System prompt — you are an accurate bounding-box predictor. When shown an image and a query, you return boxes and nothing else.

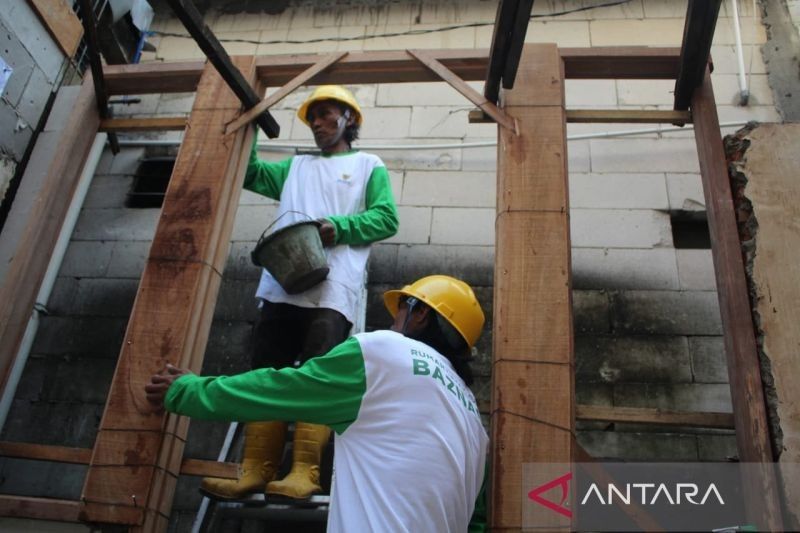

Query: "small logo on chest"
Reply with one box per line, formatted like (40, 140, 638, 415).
(341, 173, 351, 181)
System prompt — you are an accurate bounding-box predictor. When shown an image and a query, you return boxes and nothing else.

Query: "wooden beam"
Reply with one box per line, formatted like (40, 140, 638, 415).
(27, 0, 83, 57)
(225, 51, 348, 135)
(0, 441, 239, 480)
(79, 57, 259, 526)
(165, 0, 279, 138)
(102, 48, 682, 96)
(76, 0, 119, 153)
(469, 108, 692, 124)
(407, 49, 517, 133)
(99, 117, 188, 132)
(491, 44, 573, 530)
(180, 458, 238, 479)
(692, 67, 782, 531)
(0, 495, 81, 522)
(674, 0, 722, 110)
(0, 441, 91, 464)
(576, 405, 734, 429)
(0, 78, 100, 399)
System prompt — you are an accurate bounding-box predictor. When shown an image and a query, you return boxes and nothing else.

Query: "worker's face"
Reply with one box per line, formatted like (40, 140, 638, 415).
(307, 101, 353, 153)
(391, 297, 430, 335)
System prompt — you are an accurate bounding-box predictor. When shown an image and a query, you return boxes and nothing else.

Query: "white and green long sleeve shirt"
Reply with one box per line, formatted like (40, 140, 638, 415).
(166, 330, 488, 533)
(244, 145, 399, 324)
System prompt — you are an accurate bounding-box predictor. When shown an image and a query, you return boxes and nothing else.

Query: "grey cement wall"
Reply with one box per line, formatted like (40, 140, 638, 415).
(2, 0, 784, 528)
(0, 1, 69, 204)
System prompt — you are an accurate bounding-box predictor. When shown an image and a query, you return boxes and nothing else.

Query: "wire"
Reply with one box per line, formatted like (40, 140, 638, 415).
(151, 0, 632, 46)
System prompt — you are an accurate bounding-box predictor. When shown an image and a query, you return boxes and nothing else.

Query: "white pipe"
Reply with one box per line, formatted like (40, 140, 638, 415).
(730, 0, 750, 105)
(0, 133, 108, 431)
(115, 121, 750, 151)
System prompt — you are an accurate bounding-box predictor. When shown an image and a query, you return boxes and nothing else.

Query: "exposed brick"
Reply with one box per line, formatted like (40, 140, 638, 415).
(616, 79, 675, 106)
(1, 400, 103, 447)
(573, 290, 611, 335)
(392, 244, 494, 287)
(409, 106, 494, 139)
(576, 335, 692, 384)
(577, 383, 614, 406)
(73, 208, 159, 241)
(613, 383, 733, 412)
(16, 66, 53, 127)
(589, 19, 684, 46)
(231, 204, 279, 242)
(60, 241, 113, 278)
(590, 139, 700, 173)
(577, 431, 698, 461)
(677, 249, 717, 291)
(573, 248, 679, 290)
(225, 242, 263, 281)
(569, 173, 668, 209)
(32, 316, 127, 358)
(612, 290, 722, 335)
(68, 278, 139, 318)
(666, 173, 705, 211)
(0, 458, 86, 500)
(697, 434, 739, 461)
(689, 336, 728, 384)
(363, 24, 476, 51)
(377, 81, 482, 107)
(385, 206, 431, 244)
(213, 280, 260, 322)
(571, 209, 673, 248)
(430, 207, 494, 245)
(82, 175, 135, 209)
(565, 79, 617, 106)
(366, 243, 399, 283)
(401, 170, 495, 208)
(202, 320, 254, 376)
(107, 240, 151, 279)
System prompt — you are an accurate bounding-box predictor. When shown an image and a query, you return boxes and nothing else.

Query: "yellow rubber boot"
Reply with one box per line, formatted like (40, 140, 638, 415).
(200, 421, 287, 500)
(266, 422, 331, 500)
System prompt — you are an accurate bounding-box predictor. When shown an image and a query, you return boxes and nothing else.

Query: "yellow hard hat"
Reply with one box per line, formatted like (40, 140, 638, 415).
(384, 275, 485, 349)
(297, 85, 363, 126)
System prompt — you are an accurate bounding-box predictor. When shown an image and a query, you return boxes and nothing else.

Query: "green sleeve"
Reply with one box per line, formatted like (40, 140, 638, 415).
(468, 460, 489, 533)
(327, 165, 399, 246)
(164, 337, 366, 434)
(243, 136, 292, 200)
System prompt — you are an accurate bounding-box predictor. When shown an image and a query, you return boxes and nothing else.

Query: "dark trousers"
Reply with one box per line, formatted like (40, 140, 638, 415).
(251, 301, 351, 370)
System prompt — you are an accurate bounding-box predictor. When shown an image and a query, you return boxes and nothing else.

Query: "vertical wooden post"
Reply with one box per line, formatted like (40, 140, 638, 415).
(491, 43, 574, 529)
(691, 68, 783, 531)
(79, 57, 258, 529)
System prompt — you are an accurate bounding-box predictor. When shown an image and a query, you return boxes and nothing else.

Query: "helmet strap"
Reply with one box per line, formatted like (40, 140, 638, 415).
(400, 296, 419, 337)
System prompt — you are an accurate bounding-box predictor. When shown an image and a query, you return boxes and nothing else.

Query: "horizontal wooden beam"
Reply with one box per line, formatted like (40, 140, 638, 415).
(180, 458, 238, 479)
(103, 47, 681, 96)
(469, 108, 691, 124)
(0, 441, 91, 464)
(576, 404, 735, 429)
(99, 117, 188, 132)
(0, 495, 81, 522)
(0, 441, 238, 479)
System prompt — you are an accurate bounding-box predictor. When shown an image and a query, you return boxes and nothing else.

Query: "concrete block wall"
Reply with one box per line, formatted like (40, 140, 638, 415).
(1, 0, 784, 525)
(0, 1, 68, 203)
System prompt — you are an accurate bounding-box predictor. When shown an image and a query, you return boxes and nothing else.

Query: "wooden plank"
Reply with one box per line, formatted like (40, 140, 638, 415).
(103, 48, 682, 96)
(165, 0, 279, 138)
(225, 51, 348, 134)
(76, 0, 119, 153)
(99, 117, 188, 132)
(180, 458, 238, 479)
(576, 405, 735, 429)
(407, 49, 517, 133)
(565, 109, 691, 124)
(80, 57, 258, 526)
(470, 108, 692, 124)
(728, 123, 800, 529)
(691, 68, 782, 531)
(27, 0, 83, 57)
(0, 442, 91, 464)
(0, 77, 100, 397)
(0, 495, 81, 522)
(674, 0, 722, 110)
(492, 44, 572, 531)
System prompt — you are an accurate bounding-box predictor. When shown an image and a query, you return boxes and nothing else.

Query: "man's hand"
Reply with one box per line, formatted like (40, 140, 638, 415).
(318, 219, 336, 247)
(145, 364, 191, 410)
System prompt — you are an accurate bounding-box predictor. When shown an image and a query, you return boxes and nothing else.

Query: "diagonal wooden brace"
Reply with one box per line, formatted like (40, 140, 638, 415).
(407, 49, 518, 135)
(225, 51, 349, 135)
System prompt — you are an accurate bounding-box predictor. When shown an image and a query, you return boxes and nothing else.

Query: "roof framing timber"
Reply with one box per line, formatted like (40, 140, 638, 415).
(674, 0, 722, 110)
(102, 47, 681, 96)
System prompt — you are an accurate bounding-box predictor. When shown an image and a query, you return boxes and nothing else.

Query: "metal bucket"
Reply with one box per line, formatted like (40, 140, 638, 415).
(251, 220, 330, 294)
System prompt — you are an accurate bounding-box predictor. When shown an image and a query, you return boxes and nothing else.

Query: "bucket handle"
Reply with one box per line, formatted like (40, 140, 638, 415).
(257, 210, 317, 240)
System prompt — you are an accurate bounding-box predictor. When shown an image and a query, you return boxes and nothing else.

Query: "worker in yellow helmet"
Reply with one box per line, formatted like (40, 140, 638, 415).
(198, 86, 399, 501)
(146, 275, 488, 532)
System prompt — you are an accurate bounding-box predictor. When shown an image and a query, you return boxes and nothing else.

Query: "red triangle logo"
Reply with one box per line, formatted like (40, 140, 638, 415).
(528, 472, 572, 518)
